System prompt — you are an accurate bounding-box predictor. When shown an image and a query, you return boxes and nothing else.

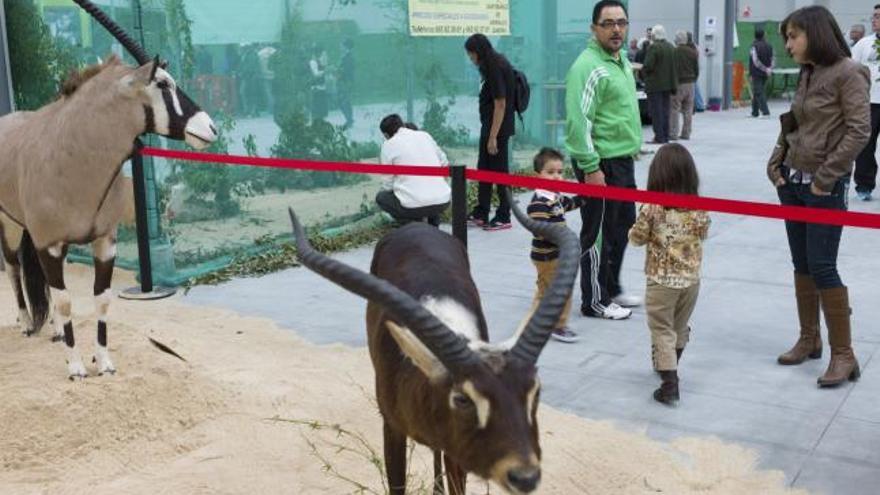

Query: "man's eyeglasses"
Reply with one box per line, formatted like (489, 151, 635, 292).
(597, 19, 629, 30)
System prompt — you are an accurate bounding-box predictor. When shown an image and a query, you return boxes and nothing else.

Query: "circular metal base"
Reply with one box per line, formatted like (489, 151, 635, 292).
(118, 286, 177, 301)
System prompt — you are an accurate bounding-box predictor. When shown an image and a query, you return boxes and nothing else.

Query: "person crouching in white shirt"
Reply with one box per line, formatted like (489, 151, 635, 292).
(377, 114, 451, 226)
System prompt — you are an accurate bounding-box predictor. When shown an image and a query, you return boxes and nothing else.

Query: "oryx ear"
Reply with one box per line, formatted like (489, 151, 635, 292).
(149, 55, 161, 81)
(386, 321, 449, 383)
(124, 56, 159, 88)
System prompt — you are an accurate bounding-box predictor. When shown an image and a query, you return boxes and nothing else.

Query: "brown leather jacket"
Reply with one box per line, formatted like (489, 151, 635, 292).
(767, 58, 871, 192)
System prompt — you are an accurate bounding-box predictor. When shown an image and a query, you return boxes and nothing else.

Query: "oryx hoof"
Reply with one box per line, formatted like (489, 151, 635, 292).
(66, 360, 88, 380)
(93, 354, 116, 376)
(51, 334, 63, 343)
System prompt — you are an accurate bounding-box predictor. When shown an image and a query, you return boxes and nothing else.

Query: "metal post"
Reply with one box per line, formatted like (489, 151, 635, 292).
(132, 140, 152, 292)
(450, 164, 467, 247)
(722, 0, 736, 110)
(694, 0, 701, 42)
(120, 140, 175, 300)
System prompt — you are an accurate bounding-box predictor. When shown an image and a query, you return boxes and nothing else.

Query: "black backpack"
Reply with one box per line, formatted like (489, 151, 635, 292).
(512, 68, 530, 124)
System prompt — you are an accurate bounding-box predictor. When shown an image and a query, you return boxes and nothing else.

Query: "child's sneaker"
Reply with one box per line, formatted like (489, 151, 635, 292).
(550, 327, 579, 343)
(483, 219, 512, 231)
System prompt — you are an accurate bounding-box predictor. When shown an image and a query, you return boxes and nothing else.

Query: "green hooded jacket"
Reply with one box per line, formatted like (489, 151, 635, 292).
(565, 39, 642, 173)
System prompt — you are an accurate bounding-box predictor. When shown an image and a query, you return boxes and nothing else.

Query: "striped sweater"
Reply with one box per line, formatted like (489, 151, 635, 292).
(527, 189, 584, 261)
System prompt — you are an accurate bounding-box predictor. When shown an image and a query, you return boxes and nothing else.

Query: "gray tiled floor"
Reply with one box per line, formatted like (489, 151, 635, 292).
(186, 101, 880, 493)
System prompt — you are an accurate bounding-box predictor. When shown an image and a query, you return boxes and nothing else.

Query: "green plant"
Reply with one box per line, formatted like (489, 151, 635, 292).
(267, 109, 371, 192)
(4, 0, 81, 110)
(163, 0, 194, 82)
(170, 112, 242, 219)
(182, 220, 393, 289)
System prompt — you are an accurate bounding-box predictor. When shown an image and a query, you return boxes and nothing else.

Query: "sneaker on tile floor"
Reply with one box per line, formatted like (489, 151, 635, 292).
(550, 327, 580, 343)
(584, 302, 632, 320)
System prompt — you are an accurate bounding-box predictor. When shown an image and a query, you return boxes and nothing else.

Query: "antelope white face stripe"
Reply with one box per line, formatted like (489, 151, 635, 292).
(155, 68, 183, 116)
(462, 380, 491, 429)
(526, 379, 540, 425)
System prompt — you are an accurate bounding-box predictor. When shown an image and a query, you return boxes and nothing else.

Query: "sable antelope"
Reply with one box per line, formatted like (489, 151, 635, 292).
(288, 192, 579, 494)
(0, 0, 217, 378)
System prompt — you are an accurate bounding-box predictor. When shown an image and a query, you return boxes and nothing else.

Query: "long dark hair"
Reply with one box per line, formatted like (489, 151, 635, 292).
(647, 144, 700, 196)
(780, 6, 850, 66)
(464, 33, 509, 80)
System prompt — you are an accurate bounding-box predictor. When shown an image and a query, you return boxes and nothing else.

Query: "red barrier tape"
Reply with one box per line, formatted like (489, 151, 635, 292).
(141, 147, 880, 230)
(141, 147, 448, 178)
(468, 169, 880, 230)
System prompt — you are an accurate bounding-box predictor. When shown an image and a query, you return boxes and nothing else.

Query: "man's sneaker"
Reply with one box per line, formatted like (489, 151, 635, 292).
(483, 219, 512, 231)
(856, 190, 872, 201)
(586, 302, 632, 320)
(612, 293, 643, 308)
(550, 327, 580, 343)
(467, 214, 487, 227)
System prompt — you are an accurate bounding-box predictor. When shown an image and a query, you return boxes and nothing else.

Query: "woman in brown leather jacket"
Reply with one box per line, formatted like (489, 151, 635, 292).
(767, 6, 870, 387)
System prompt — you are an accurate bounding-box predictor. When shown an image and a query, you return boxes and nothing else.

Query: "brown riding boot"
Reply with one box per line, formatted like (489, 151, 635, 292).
(817, 287, 861, 387)
(778, 274, 823, 365)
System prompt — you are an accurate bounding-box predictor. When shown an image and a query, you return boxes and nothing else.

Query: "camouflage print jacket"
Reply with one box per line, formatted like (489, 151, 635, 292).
(628, 204, 710, 289)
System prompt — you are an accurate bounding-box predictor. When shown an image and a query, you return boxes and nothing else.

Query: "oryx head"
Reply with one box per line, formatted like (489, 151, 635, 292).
(288, 191, 579, 494)
(127, 56, 217, 149)
(74, 0, 217, 149)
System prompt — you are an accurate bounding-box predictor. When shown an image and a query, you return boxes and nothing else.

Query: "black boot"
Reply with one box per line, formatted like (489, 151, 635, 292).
(653, 370, 679, 405)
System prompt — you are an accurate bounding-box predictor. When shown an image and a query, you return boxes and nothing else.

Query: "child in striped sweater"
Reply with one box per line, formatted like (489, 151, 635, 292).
(527, 148, 585, 343)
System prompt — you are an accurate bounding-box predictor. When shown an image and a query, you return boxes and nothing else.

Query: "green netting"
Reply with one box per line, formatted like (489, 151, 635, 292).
(4, 0, 609, 286)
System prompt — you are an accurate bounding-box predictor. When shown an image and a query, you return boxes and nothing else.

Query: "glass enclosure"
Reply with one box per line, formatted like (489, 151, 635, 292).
(4, 0, 608, 285)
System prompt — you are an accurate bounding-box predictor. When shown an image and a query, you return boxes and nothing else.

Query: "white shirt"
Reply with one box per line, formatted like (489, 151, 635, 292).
(852, 35, 880, 104)
(379, 128, 451, 208)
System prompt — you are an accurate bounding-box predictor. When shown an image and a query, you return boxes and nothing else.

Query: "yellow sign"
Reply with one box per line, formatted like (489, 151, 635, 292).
(409, 0, 510, 37)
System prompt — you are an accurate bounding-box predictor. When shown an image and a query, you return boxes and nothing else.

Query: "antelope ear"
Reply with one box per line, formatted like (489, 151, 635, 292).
(385, 321, 449, 383)
(124, 58, 159, 88)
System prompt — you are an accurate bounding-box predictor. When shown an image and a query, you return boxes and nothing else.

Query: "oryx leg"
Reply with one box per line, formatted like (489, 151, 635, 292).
(92, 235, 116, 375)
(37, 244, 86, 379)
(0, 219, 31, 335)
(384, 421, 408, 495)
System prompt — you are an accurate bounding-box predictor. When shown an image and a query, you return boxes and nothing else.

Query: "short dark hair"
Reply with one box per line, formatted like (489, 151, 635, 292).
(380, 114, 404, 137)
(533, 147, 565, 173)
(647, 144, 700, 196)
(780, 6, 850, 66)
(592, 0, 628, 25)
(404, 122, 419, 131)
(755, 27, 765, 40)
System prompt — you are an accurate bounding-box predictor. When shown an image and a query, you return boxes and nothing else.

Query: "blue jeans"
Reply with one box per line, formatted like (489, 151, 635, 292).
(777, 178, 848, 289)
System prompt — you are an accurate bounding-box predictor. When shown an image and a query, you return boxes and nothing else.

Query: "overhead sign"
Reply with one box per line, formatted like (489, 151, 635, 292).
(409, 0, 510, 37)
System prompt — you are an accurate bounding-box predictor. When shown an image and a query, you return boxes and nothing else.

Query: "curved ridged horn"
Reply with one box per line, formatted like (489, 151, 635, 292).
(288, 208, 480, 375)
(507, 189, 580, 365)
(72, 0, 151, 64)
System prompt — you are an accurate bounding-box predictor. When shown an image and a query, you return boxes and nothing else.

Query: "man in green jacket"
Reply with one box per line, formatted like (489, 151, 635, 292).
(642, 25, 679, 143)
(565, 0, 643, 320)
